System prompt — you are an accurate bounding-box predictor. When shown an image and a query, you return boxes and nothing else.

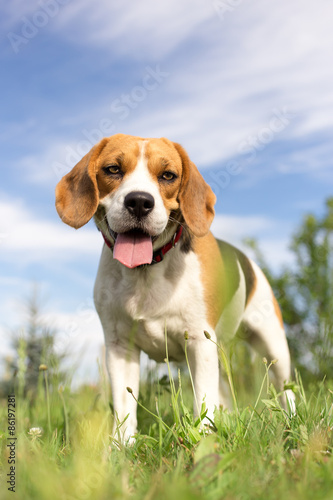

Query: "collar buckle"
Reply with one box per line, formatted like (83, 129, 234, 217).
(153, 247, 164, 264)
(172, 231, 177, 247)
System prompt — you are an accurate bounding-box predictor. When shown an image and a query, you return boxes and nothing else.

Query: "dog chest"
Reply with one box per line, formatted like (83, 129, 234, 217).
(94, 247, 210, 360)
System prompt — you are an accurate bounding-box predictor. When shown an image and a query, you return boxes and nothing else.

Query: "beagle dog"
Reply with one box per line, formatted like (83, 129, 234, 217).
(56, 134, 294, 441)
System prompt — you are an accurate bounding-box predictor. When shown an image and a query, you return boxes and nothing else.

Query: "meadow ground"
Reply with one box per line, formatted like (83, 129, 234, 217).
(1, 353, 333, 500)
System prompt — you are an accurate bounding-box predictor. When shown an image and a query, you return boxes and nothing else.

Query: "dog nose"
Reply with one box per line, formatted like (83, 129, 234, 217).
(124, 191, 155, 218)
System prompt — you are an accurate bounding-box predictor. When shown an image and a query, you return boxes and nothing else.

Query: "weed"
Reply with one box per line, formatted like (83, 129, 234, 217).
(1, 341, 333, 499)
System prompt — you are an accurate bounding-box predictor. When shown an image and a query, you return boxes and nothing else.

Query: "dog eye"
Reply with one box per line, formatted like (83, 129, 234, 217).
(161, 171, 177, 182)
(103, 165, 121, 175)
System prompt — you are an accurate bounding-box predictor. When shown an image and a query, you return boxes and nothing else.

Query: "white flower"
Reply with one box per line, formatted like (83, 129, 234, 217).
(28, 427, 43, 439)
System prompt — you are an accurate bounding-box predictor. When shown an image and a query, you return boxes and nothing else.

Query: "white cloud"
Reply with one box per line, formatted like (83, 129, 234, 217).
(251, 237, 295, 271)
(211, 213, 295, 270)
(0, 197, 102, 263)
(54, 0, 214, 59)
(3, 0, 213, 58)
(0, 306, 104, 387)
(42, 308, 104, 386)
(81, 0, 331, 175)
(211, 214, 271, 242)
(120, 0, 333, 173)
(18, 139, 82, 185)
(6, 0, 332, 187)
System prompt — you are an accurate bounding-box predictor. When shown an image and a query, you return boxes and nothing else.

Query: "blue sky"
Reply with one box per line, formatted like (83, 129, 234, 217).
(1, 0, 333, 384)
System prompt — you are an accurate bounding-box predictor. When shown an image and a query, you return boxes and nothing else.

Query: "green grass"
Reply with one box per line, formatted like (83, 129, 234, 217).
(1, 359, 333, 500)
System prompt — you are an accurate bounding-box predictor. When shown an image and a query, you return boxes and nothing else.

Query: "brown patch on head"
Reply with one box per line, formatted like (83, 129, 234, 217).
(172, 142, 216, 237)
(96, 134, 144, 199)
(55, 134, 145, 228)
(55, 138, 109, 228)
(144, 138, 183, 213)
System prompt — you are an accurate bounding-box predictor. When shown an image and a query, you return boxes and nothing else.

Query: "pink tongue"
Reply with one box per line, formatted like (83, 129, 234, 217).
(113, 231, 153, 268)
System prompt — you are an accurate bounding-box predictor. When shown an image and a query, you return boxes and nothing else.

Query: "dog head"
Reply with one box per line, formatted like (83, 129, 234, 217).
(55, 134, 216, 267)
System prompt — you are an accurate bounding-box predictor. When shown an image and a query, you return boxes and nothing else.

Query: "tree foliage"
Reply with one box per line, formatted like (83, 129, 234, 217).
(245, 197, 333, 381)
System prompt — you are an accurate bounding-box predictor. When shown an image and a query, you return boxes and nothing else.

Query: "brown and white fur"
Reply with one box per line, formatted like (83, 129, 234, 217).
(55, 134, 295, 441)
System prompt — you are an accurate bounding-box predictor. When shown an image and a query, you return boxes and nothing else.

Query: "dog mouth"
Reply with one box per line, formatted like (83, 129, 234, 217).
(111, 229, 155, 269)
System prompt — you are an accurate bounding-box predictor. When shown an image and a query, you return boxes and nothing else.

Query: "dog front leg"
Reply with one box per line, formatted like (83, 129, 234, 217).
(105, 340, 140, 443)
(186, 332, 220, 423)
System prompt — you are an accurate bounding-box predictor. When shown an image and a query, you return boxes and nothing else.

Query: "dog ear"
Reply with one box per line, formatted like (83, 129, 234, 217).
(173, 142, 216, 237)
(55, 139, 108, 229)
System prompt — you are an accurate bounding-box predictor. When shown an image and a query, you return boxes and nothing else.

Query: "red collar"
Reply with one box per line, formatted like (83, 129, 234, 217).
(101, 226, 183, 266)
